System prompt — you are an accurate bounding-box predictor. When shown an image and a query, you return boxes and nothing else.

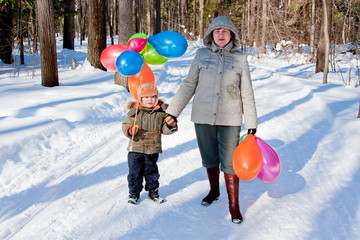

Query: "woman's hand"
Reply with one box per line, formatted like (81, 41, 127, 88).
(247, 129, 257, 135)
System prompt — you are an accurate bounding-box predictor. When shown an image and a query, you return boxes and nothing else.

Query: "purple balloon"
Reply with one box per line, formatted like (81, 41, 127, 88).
(256, 137, 281, 183)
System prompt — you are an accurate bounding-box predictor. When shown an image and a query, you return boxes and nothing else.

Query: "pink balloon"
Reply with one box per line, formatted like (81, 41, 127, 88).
(127, 37, 148, 52)
(256, 137, 281, 183)
(100, 44, 128, 71)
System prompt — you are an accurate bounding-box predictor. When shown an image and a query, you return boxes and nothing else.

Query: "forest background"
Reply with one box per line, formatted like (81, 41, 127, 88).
(0, 0, 359, 88)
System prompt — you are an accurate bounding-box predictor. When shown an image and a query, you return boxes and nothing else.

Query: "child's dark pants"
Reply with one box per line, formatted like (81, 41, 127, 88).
(127, 152, 160, 195)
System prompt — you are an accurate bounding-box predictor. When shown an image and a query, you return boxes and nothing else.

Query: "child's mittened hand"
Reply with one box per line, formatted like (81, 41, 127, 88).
(165, 116, 176, 127)
(129, 125, 139, 135)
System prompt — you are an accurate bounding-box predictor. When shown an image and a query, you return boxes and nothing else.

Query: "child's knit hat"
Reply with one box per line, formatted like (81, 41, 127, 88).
(138, 83, 158, 98)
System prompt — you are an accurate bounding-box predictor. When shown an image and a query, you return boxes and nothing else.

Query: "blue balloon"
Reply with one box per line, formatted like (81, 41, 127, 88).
(148, 31, 187, 58)
(116, 50, 144, 77)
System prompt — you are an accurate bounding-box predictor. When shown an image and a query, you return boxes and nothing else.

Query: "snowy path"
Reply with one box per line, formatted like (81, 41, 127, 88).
(1, 50, 359, 239)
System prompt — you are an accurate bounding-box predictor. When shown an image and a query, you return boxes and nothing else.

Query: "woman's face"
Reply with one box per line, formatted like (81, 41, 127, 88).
(213, 28, 232, 48)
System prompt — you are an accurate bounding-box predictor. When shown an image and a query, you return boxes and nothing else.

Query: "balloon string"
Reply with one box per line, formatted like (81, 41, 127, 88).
(130, 78, 142, 151)
(130, 103, 139, 152)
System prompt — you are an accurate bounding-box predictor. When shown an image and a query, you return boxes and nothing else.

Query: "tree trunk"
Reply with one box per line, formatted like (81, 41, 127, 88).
(146, 0, 152, 35)
(63, 0, 75, 50)
(0, 4, 14, 64)
(247, 0, 255, 47)
(322, 0, 330, 84)
(107, 0, 115, 45)
(260, 0, 267, 54)
(316, 0, 332, 84)
(199, 0, 204, 38)
(154, 0, 161, 34)
(36, 0, 59, 87)
(192, 0, 197, 36)
(134, 0, 145, 33)
(309, 0, 316, 62)
(255, 0, 261, 49)
(31, 6, 38, 54)
(87, 0, 107, 70)
(18, 0, 25, 64)
(79, 1, 87, 45)
(114, 0, 134, 88)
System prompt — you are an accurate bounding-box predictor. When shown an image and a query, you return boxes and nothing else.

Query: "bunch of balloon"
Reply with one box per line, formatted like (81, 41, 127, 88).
(255, 137, 281, 183)
(233, 134, 281, 183)
(100, 31, 188, 100)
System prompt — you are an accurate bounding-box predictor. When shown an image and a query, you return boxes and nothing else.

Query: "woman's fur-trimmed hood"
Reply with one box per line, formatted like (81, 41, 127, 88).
(203, 16, 240, 51)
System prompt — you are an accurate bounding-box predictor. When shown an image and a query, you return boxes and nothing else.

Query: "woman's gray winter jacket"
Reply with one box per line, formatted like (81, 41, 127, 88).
(167, 16, 257, 129)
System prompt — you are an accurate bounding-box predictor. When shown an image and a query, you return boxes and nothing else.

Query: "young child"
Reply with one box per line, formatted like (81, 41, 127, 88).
(122, 83, 178, 204)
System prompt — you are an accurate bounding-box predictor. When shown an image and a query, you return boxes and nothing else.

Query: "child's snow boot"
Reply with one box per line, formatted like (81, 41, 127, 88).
(128, 193, 140, 204)
(148, 188, 165, 204)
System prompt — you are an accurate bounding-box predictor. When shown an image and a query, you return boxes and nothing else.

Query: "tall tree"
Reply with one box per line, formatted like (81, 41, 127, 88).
(199, 0, 204, 38)
(316, 0, 332, 82)
(146, 0, 152, 35)
(114, 0, 134, 87)
(255, 0, 261, 49)
(36, 0, 59, 87)
(18, 0, 25, 64)
(87, 0, 106, 70)
(0, 3, 14, 64)
(309, 0, 316, 61)
(106, 0, 116, 45)
(260, 0, 267, 54)
(78, 0, 87, 45)
(134, 0, 145, 33)
(247, 0, 256, 47)
(63, 0, 75, 50)
(321, 0, 330, 84)
(154, 0, 161, 33)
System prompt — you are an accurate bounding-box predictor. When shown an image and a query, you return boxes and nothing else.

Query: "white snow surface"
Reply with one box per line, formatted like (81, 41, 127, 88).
(0, 38, 359, 240)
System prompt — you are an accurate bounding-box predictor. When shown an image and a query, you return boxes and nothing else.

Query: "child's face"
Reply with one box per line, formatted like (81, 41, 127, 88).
(141, 95, 158, 108)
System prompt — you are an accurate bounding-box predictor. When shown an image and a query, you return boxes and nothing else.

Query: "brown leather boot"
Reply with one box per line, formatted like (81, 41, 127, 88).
(201, 167, 220, 206)
(224, 173, 243, 224)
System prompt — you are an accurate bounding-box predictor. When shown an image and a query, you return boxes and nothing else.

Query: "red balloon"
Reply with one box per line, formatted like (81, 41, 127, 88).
(128, 37, 148, 52)
(256, 137, 281, 183)
(128, 63, 155, 100)
(100, 44, 128, 71)
(232, 134, 263, 181)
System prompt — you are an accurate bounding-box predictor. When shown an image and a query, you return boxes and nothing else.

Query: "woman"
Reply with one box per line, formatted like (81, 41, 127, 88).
(167, 16, 257, 224)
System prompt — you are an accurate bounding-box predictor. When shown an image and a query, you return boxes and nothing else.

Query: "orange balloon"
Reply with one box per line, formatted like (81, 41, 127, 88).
(128, 63, 155, 100)
(232, 134, 263, 181)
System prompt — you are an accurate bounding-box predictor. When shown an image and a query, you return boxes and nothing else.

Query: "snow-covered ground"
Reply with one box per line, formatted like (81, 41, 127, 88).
(0, 38, 359, 240)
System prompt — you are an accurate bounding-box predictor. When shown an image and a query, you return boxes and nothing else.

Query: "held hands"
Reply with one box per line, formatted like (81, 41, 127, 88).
(247, 128, 257, 135)
(165, 115, 177, 131)
(129, 124, 139, 136)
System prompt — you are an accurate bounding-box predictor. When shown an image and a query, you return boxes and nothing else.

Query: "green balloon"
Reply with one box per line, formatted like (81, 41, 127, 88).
(128, 33, 148, 42)
(142, 43, 168, 65)
(239, 134, 248, 143)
